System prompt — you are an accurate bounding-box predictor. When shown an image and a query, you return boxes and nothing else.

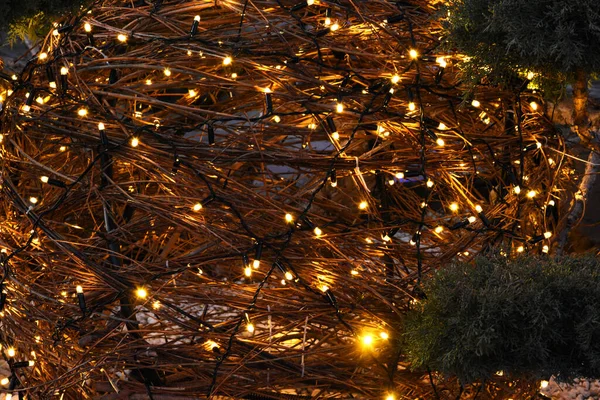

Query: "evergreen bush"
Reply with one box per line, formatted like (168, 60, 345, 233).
(404, 254, 600, 383)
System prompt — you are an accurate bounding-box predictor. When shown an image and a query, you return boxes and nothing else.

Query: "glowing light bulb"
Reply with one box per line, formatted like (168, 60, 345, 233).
(361, 335, 373, 347)
(39, 52, 48, 60)
(358, 201, 368, 210)
(336, 103, 344, 113)
(192, 203, 202, 212)
(540, 380, 549, 389)
(59, 146, 67, 152)
(252, 259, 260, 269)
(380, 332, 389, 340)
(324, 17, 331, 26)
(244, 267, 252, 277)
(475, 205, 483, 213)
(513, 186, 521, 194)
(98, 122, 105, 131)
(307, 0, 314, 4)
(188, 89, 197, 97)
(548, 200, 555, 206)
(527, 190, 537, 199)
(21, 105, 30, 113)
(434, 226, 444, 234)
(516, 246, 524, 253)
(436, 57, 447, 68)
(544, 231, 552, 239)
(436, 138, 445, 146)
(330, 181, 337, 187)
(84, 23, 92, 32)
(223, 56, 232, 66)
(7, 348, 15, 357)
(391, 74, 401, 84)
(0, 378, 8, 385)
(351, 270, 359, 275)
(285, 271, 293, 280)
(438, 122, 447, 130)
(163, 68, 171, 77)
(530, 101, 538, 111)
(145, 79, 153, 85)
(152, 300, 161, 309)
(246, 323, 254, 333)
(194, 15, 201, 22)
(449, 202, 459, 212)
(136, 287, 148, 299)
(330, 23, 340, 31)
(29, 197, 38, 204)
(77, 108, 88, 117)
(49, 81, 57, 89)
(117, 34, 127, 42)
(408, 102, 416, 111)
(468, 216, 477, 223)
(426, 179, 434, 188)
(285, 213, 293, 223)
(314, 227, 322, 237)
(40, 176, 49, 183)
(76, 285, 83, 294)
(231, 73, 238, 79)
(542, 245, 549, 253)
(385, 394, 395, 400)
(331, 131, 339, 140)
(36, 96, 44, 104)
(395, 172, 404, 179)
(409, 49, 418, 59)
(131, 137, 140, 147)
(60, 67, 69, 76)
(272, 115, 281, 123)
(471, 99, 480, 108)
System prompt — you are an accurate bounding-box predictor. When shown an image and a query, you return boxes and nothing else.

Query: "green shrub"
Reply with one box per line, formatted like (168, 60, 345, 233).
(404, 254, 600, 383)
(0, 0, 86, 44)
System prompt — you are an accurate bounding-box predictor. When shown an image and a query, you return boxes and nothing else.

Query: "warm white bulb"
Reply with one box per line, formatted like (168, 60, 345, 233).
(426, 179, 434, 188)
(361, 335, 373, 346)
(358, 201, 368, 210)
(244, 267, 252, 277)
(7, 348, 15, 357)
(336, 103, 344, 113)
(527, 190, 537, 199)
(475, 205, 483, 213)
(84, 23, 92, 32)
(467, 216, 476, 223)
(188, 89, 197, 97)
(436, 138, 445, 146)
(77, 108, 88, 117)
(471, 99, 481, 108)
(395, 172, 404, 179)
(540, 380, 549, 389)
(285, 213, 293, 223)
(449, 202, 459, 212)
(0, 378, 8, 385)
(223, 56, 232, 66)
(194, 15, 201, 22)
(252, 259, 260, 269)
(380, 331, 389, 340)
(246, 323, 254, 333)
(29, 197, 38, 204)
(76, 285, 83, 294)
(163, 68, 172, 77)
(98, 122, 105, 130)
(40, 176, 49, 183)
(131, 137, 140, 147)
(436, 57, 447, 68)
(331, 131, 339, 140)
(60, 67, 69, 76)
(530, 101, 539, 111)
(314, 227, 322, 237)
(408, 102, 416, 111)
(434, 226, 444, 234)
(39, 52, 48, 60)
(136, 287, 148, 299)
(285, 271, 293, 281)
(330, 23, 340, 31)
(409, 49, 418, 59)
(391, 74, 401, 84)
(513, 186, 521, 194)
(117, 34, 127, 42)
(544, 231, 552, 239)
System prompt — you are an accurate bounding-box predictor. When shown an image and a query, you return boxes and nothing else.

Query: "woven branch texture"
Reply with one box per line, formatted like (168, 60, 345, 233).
(0, 0, 574, 398)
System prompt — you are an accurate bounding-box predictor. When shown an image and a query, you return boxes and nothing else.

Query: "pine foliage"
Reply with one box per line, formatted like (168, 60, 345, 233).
(444, 0, 600, 88)
(404, 254, 600, 383)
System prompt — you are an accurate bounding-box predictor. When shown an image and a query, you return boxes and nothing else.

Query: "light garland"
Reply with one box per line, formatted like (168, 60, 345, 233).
(0, 0, 575, 398)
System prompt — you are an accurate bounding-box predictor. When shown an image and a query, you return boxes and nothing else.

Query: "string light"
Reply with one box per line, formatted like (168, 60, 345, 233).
(390, 74, 401, 84)
(471, 99, 481, 107)
(131, 137, 140, 147)
(7, 348, 15, 357)
(409, 49, 418, 59)
(527, 190, 537, 199)
(408, 101, 416, 111)
(163, 68, 172, 77)
(135, 287, 148, 299)
(285, 213, 294, 223)
(314, 227, 323, 237)
(246, 322, 255, 333)
(223, 56, 233, 65)
(358, 201, 368, 210)
(449, 202, 459, 212)
(84, 23, 92, 32)
(117, 33, 128, 42)
(336, 103, 344, 113)
(193, 203, 203, 211)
